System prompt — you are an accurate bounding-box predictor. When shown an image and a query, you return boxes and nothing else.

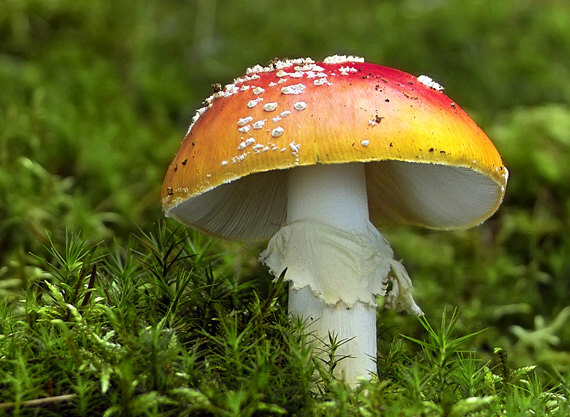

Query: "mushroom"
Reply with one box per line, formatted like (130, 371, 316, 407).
(161, 55, 508, 386)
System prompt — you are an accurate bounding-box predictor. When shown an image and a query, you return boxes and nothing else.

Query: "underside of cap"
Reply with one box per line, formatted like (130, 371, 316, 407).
(165, 160, 504, 241)
(162, 56, 507, 240)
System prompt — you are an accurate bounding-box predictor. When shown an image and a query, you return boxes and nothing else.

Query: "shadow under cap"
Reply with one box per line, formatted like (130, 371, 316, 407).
(166, 160, 504, 241)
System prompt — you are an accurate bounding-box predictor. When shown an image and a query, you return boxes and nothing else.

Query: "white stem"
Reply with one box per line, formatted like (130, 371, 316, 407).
(287, 163, 377, 385)
(287, 163, 369, 234)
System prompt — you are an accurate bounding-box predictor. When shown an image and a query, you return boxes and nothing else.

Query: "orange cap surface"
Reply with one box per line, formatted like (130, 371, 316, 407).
(162, 56, 507, 240)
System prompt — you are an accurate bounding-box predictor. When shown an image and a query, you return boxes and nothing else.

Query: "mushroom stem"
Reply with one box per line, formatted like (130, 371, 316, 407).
(287, 163, 370, 234)
(286, 163, 377, 384)
(288, 287, 377, 385)
(262, 162, 422, 386)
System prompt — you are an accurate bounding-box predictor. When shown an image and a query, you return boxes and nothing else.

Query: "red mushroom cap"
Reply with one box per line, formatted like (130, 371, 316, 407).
(162, 56, 507, 240)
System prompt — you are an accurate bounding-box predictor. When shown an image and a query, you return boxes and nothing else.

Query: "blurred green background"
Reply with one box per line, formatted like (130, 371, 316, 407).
(1, 0, 569, 371)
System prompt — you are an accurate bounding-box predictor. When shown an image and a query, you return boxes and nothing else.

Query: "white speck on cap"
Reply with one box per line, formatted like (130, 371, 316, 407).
(272, 127, 285, 138)
(223, 84, 239, 96)
(253, 120, 266, 130)
(263, 102, 278, 112)
(246, 64, 265, 74)
(295, 63, 325, 72)
(368, 119, 378, 127)
(243, 58, 318, 75)
(294, 102, 307, 111)
(281, 84, 306, 95)
(245, 138, 256, 146)
(247, 98, 264, 108)
(231, 153, 249, 163)
(240, 85, 250, 91)
(234, 74, 260, 84)
(313, 78, 330, 86)
(289, 141, 301, 155)
(186, 106, 209, 135)
(253, 87, 265, 95)
(275, 57, 315, 70)
(307, 71, 328, 79)
(323, 55, 365, 64)
(237, 141, 247, 150)
(238, 125, 251, 133)
(338, 66, 358, 75)
(272, 116, 281, 123)
(221, 160, 228, 166)
(238, 116, 254, 126)
(417, 75, 444, 91)
(280, 111, 291, 117)
(361, 140, 370, 147)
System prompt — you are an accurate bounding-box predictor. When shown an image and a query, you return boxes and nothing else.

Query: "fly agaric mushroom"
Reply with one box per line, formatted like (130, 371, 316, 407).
(161, 55, 508, 386)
